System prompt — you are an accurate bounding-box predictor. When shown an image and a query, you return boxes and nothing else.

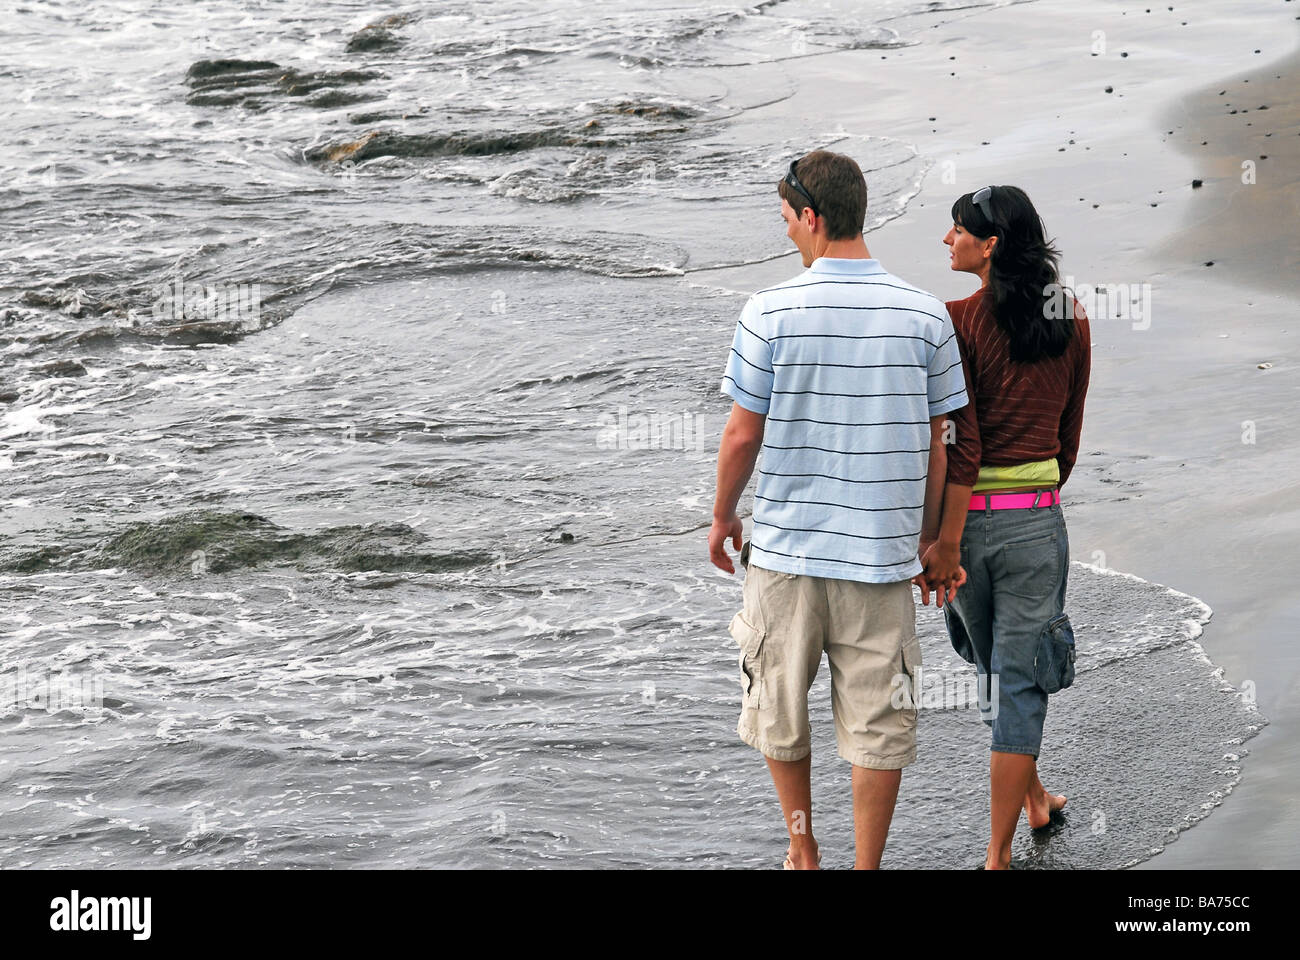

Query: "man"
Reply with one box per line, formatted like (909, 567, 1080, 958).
(709, 150, 967, 869)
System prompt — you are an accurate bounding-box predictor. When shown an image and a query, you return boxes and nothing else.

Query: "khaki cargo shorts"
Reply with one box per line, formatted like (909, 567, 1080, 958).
(728, 562, 921, 769)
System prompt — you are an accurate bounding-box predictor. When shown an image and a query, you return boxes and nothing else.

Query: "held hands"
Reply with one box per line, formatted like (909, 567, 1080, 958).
(709, 520, 966, 599)
(709, 515, 745, 574)
(912, 538, 967, 607)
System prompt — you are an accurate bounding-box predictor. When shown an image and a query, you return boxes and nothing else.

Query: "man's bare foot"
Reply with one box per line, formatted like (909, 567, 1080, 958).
(1024, 785, 1067, 830)
(783, 840, 821, 870)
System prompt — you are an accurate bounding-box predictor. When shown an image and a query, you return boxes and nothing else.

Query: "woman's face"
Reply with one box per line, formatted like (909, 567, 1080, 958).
(944, 220, 995, 275)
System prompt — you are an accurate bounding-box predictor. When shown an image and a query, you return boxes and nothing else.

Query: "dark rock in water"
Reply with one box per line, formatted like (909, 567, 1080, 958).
(73, 319, 253, 348)
(347, 27, 402, 53)
(305, 89, 380, 109)
(150, 320, 257, 345)
(185, 58, 281, 81)
(89, 510, 281, 574)
(1192, 178, 1203, 188)
(347, 11, 410, 52)
(21, 286, 97, 316)
(309, 131, 381, 163)
(184, 60, 385, 111)
(33, 359, 88, 378)
(1, 509, 496, 577)
(607, 100, 699, 119)
(2, 544, 79, 573)
(303, 128, 583, 165)
(280, 69, 385, 96)
(304, 95, 696, 164)
(186, 91, 266, 109)
(183, 60, 285, 109)
(349, 575, 411, 590)
(0, 390, 19, 403)
(318, 525, 493, 574)
(346, 109, 413, 125)
(559, 532, 575, 543)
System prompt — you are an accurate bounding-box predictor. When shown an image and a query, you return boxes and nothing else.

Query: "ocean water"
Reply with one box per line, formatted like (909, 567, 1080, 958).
(0, 0, 1263, 867)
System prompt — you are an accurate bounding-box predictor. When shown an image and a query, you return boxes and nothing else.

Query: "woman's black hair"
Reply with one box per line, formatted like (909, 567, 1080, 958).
(951, 186, 1073, 363)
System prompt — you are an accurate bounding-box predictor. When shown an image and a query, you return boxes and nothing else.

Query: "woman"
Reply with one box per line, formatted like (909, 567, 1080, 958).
(923, 185, 1090, 870)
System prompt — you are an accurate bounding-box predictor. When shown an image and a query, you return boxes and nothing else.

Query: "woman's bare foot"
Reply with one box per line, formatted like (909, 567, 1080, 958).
(1024, 784, 1067, 830)
(783, 840, 821, 869)
(983, 842, 1011, 870)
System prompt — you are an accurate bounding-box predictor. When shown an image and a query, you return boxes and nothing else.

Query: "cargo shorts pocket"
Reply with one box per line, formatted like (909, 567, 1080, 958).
(728, 611, 766, 709)
(1034, 612, 1076, 694)
(899, 635, 923, 727)
(943, 603, 976, 665)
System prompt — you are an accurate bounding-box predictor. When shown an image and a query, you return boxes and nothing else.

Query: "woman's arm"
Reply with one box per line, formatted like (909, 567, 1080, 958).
(924, 480, 972, 591)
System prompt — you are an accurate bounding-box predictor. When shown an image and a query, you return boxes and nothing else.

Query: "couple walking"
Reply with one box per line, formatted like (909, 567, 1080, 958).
(708, 150, 1090, 869)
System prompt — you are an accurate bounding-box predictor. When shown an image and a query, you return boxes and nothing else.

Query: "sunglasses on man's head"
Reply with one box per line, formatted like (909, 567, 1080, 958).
(784, 158, 819, 218)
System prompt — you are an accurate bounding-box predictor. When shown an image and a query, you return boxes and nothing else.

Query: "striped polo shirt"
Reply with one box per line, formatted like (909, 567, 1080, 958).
(720, 256, 968, 584)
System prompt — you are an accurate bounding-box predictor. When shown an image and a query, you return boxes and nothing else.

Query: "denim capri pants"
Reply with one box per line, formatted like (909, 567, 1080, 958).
(943, 494, 1076, 757)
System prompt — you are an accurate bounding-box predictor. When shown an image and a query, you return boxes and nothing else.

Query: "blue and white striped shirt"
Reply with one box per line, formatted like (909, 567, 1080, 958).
(720, 257, 968, 583)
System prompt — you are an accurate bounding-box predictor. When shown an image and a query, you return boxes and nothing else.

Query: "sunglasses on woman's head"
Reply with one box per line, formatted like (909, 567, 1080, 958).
(972, 185, 995, 223)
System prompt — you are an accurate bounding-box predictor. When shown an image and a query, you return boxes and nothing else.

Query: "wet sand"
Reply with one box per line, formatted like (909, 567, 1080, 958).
(696, 0, 1300, 866)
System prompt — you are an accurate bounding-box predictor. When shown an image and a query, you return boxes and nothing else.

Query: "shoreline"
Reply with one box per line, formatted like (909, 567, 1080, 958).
(693, 0, 1300, 867)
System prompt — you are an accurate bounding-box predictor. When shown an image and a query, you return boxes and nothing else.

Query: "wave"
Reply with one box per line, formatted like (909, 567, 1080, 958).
(0, 223, 689, 364)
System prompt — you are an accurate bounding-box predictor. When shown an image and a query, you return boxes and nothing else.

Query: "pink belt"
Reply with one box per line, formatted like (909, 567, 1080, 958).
(968, 488, 1060, 511)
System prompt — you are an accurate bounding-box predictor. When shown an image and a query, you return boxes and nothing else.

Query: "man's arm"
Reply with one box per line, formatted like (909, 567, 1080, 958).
(918, 306, 973, 605)
(709, 402, 765, 574)
(915, 415, 949, 604)
(944, 329, 982, 489)
(919, 413, 949, 544)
